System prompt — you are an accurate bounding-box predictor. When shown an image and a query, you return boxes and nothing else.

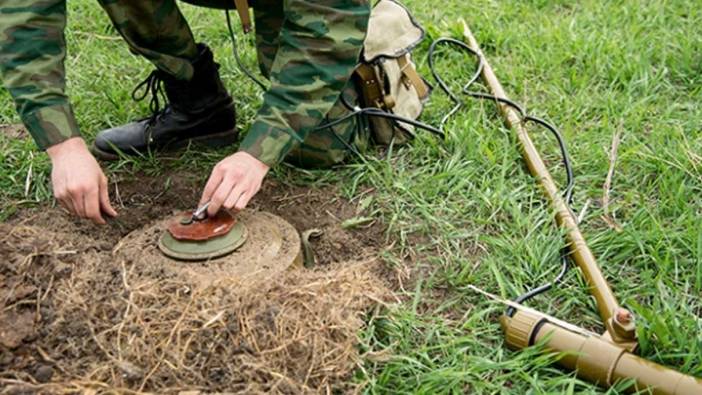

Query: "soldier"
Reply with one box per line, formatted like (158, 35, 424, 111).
(0, 0, 369, 223)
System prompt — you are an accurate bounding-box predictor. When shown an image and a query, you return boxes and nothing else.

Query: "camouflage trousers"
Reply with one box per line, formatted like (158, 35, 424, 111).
(97, 0, 370, 168)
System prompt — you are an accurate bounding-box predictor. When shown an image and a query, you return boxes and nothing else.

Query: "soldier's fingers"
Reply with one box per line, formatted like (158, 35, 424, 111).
(84, 188, 105, 225)
(200, 167, 224, 206)
(68, 199, 81, 217)
(66, 189, 85, 218)
(239, 180, 263, 211)
(57, 196, 74, 215)
(223, 183, 247, 212)
(99, 177, 118, 218)
(233, 189, 252, 211)
(55, 188, 72, 214)
(207, 178, 236, 216)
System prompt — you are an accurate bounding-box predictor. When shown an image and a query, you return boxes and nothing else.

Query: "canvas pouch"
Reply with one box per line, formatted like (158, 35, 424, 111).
(356, 0, 430, 145)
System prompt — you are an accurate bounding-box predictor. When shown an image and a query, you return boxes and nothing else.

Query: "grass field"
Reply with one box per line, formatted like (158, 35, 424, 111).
(1, 0, 701, 393)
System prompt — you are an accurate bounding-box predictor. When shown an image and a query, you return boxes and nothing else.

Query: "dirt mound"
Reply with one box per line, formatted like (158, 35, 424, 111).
(0, 174, 390, 393)
(120, 210, 302, 288)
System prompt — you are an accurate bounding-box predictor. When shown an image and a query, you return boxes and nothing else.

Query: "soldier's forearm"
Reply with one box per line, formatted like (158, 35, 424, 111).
(239, 0, 371, 167)
(0, 0, 81, 150)
(239, 121, 302, 168)
(21, 103, 81, 150)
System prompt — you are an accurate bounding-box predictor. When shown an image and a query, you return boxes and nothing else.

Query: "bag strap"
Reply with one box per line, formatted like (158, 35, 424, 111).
(234, 0, 253, 33)
(397, 54, 429, 99)
(355, 63, 396, 110)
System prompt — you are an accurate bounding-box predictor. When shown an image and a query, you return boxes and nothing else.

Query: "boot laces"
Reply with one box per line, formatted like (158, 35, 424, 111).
(132, 71, 168, 125)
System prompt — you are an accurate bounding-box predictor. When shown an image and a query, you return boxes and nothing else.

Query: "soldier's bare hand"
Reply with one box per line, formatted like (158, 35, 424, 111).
(46, 137, 118, 224)
(200, 151, 270, 216)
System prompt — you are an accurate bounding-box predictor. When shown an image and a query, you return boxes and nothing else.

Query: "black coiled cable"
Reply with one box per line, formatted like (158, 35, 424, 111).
(426, 38, 576, 316)
(225, 10, 268, 92)
(224, 14, 576, 313)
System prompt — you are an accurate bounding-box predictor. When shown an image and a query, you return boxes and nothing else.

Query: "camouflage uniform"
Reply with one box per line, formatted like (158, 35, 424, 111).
(0, 0, 370, 168)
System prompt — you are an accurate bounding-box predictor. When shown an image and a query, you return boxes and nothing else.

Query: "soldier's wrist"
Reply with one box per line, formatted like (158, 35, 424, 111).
(46, 137, 89, 163)
(239, 122, 301, 168)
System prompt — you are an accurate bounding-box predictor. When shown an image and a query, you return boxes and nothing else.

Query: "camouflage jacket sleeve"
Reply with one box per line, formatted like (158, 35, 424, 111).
(238, 0, 370, 167)
(0, 0, 80, 150)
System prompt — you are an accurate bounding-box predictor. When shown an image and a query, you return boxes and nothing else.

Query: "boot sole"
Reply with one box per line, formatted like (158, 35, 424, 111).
(91, 128, 239, 162)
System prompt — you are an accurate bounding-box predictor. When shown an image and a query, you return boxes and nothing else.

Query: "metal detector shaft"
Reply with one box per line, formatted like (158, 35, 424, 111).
(461, 20, 702, 394)
(461, 23, 626, 339)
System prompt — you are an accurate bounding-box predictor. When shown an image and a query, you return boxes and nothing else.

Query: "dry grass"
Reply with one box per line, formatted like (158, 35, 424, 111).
(0, 220, 390, 394)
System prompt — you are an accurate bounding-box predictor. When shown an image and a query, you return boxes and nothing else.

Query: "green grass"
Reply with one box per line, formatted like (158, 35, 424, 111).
(1, 0, 701, 393)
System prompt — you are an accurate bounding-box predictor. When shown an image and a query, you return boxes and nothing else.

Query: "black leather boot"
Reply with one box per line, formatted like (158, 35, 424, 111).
(92, 44, 237, 160)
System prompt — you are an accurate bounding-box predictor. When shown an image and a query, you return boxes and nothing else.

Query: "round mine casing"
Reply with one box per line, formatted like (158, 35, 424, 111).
(159, 221, 248, 261)
(117, 210, 302, 287)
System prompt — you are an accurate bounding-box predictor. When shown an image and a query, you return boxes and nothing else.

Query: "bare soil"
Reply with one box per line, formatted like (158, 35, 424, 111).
(0, 170, 391, 394)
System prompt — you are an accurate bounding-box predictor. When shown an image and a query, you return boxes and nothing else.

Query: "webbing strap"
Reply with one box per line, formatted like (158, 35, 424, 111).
(355, 64, 386, 109)
(397, 54, 429, 99)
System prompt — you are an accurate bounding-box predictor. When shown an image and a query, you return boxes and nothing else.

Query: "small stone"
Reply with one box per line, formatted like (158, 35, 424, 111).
(117, 360, 144, 381)
(40, 307, 55, 323)
(0, 349, 14, 365)
(0, 311, 36, 349)
(52, 262, 73, 276)
(33, 364, 54, 383)
(98, 241, 113, 251)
